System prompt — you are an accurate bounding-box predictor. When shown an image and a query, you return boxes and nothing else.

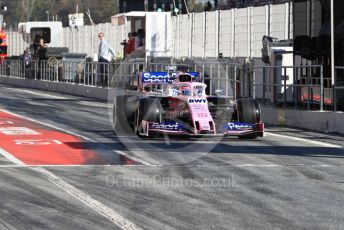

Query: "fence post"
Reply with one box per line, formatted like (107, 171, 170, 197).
(307, 67, 311, 110)
(283, 67, 287, 109)
(34, 61, 37, 80)
(263, 67, 266, 103)
(225, 64, 229, 96)
(107, 63, 110, 88)
(217, 62, 220, 93)
(243, 63, 247, 98)
(252, 67, 256, 99)
(210, 63, 213, 94)
(54, 62, 57, 82)
(234, 65, 237, 101)
(320, 65, 324, 111)
(333, 67, 337, 112)
(294, 67, 298, 109)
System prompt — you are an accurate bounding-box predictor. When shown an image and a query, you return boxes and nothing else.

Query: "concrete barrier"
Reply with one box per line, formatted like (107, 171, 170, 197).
(261, 106, 344, 135)
(0, 76, 109, 101)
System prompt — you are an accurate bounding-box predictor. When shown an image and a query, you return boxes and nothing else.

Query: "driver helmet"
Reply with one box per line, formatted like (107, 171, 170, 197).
(180, 86, 191, 96)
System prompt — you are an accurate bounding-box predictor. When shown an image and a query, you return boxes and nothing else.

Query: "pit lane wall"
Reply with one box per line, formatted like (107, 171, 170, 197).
(1, 76, 343, 135)
(0, 76, 109, 101)
(261, 106, 344, 135)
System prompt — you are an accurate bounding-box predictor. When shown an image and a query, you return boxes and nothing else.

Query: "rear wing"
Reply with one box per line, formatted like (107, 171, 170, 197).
(140, 72, 199, 84)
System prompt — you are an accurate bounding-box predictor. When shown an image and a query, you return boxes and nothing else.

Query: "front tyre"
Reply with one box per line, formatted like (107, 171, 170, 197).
(135, 98, 162, 137)
(237, 98, 261, 139)
(113, 95, 138, 135)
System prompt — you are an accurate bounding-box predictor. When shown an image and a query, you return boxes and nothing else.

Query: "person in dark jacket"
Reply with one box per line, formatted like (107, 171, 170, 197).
(36, 38, 47, 79)
(20, 49, 32, 78)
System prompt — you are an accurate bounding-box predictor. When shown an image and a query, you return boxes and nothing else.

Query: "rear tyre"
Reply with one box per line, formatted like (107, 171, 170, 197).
(237, 98, 261, 139)
(135, 98, 162, 137)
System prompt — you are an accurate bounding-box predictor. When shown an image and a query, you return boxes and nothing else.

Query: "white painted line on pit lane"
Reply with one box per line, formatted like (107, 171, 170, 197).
(2, 87, 68, 100)
(34, 167, 143, 230)
(1, 163, 344, 169)
(0, 148, 25, 165)
(265, 132, 343, 148)
(0, 148, 142, 230)
(78, 101, 109, 108)
(3, 86, 108, 108)
(236, 164, 282, 167)
(0, 109, 152, 166)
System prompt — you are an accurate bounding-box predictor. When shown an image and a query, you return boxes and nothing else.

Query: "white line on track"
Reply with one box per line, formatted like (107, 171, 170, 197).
(0, 163, 344, 169)
(265, 132, 343, 148)
(0, 149, 142, 230)
(4, 85, 108, 108)
(3, 86, 342, 149)
(0, 148, 25, 165)
(78, 101, 109, 108)
(1, 108, 342, 166)
(3, 87, 68, 100)
(0, 109, 151, 166)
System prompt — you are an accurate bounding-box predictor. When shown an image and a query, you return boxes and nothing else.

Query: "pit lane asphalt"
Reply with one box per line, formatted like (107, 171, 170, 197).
(0, 83, 344, 229)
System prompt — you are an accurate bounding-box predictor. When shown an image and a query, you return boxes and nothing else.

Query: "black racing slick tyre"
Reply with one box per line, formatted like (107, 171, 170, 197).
(113, 95, 138, 135)
(135, 98, 162, 137)
(237, 98, 261, 139)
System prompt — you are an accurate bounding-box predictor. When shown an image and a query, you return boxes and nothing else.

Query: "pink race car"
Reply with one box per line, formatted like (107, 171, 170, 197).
(113, 71, 264, 139)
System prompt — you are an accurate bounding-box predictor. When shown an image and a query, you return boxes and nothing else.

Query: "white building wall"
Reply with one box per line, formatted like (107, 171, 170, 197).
(7, 31, 26, 56)
(7, 3, 293, 59)
(192, 12, 205, 58)
(171, 16, 177, 58)
(270, 3, 289, 40)
(219, 9, 234, 57)
(234, 8, 249, 58)
(178, 14, 192, 58)
(205, 11, 217, 57)
(251, 6, 268, 58)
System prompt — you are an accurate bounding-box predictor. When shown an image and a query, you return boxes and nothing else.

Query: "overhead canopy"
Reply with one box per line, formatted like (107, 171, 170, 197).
(111, 11, 147, 26)
(111, 11, 146, 18)
(122, 11, 146, 17)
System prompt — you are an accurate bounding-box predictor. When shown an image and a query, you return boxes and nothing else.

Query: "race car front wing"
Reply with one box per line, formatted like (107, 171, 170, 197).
(141, 121, 264, 137)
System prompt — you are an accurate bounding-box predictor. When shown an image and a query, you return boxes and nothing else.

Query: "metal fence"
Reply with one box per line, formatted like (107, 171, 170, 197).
(251, 64, 338, 111)
(1, 59, 343, 112)
(1, 59, 119, 88)
(0, 59, 243, 99)
(334, 67, 344, 111)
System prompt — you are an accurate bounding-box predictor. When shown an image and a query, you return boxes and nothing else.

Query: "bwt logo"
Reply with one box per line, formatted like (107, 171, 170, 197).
(227, 122, 255, 130)
(188, 99, 207, 104)
(142, 73, 170, 83)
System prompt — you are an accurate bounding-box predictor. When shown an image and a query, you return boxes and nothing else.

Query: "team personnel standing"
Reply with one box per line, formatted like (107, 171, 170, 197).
(36, 38, 47, 80)
(98, 32, 115, 86)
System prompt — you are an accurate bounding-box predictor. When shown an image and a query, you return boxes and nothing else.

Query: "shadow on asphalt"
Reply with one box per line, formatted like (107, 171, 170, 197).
(64, 141, 344, 157)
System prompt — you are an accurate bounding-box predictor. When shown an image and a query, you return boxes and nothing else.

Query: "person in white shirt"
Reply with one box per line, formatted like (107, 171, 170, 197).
(98, 32, 114, 87)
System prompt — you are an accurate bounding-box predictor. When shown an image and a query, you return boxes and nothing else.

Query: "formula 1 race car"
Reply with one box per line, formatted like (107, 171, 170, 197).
(113, 70, 264, 139)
